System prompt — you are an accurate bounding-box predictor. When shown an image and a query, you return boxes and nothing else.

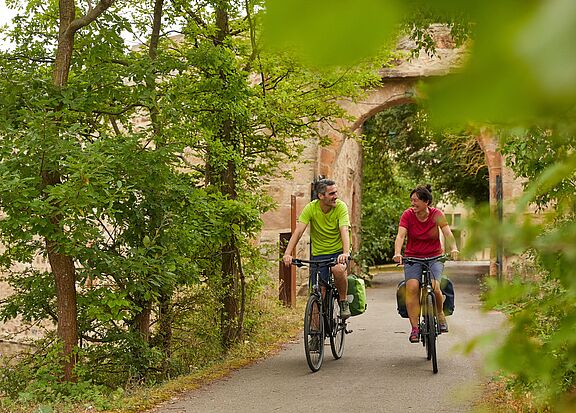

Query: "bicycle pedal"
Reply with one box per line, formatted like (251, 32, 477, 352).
(345, 328, 353, 334)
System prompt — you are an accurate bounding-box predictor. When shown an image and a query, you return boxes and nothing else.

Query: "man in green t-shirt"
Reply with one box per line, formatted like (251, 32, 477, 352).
(282, 179, 351, 319)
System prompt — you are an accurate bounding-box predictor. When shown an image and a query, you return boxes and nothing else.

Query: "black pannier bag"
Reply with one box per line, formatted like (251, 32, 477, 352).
(396, 277, 455, 318)
(396, 280, 409, 318)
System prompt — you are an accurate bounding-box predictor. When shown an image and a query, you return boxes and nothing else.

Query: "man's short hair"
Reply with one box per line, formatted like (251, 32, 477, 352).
(316, 179, 336, 197)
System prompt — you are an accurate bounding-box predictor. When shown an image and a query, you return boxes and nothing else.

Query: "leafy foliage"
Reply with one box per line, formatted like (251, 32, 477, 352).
(358, 168, 414, 267)
(0, 0, 378, 404)
(363, 104, 488, 203)
(264, 2, 576, 409)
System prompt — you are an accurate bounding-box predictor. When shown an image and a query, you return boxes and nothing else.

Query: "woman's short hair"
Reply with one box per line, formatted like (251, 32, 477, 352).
(410, 185, 433, 205)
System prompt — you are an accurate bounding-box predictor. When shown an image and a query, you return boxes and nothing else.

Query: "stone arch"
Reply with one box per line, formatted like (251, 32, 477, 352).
(264, 27, 519, 280)
(315, 78, 422, 255)
(317, 77, 515, 276)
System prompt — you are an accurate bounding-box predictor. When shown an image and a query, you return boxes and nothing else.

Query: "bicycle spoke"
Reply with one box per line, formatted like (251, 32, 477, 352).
(427, 293, 438, 374)
(329, 293, 345, 359)
(304, 295, 324, 372)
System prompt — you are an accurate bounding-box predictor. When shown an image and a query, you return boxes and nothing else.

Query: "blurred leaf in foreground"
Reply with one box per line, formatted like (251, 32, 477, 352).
(424, 0, 576, 126)
(262, 0, 401, 67)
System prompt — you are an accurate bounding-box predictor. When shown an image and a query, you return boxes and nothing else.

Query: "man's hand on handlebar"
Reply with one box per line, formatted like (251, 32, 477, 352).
(392, 254, 402, 264)
(337, 253, 350, 265)
(284, 254, 350, 267)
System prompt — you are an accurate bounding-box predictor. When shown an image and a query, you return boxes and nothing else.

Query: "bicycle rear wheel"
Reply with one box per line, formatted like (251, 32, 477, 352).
(329, 292, 345, 359)
(425, 293, 438, 374)
(304, 294, 324, 372)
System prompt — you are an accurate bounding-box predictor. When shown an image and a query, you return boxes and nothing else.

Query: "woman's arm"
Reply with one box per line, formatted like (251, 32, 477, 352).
(393, 226, 407, 263)
(440, 224, 459, 260)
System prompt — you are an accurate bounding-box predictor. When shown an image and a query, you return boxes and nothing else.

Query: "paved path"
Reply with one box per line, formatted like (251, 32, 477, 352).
(150, 262, 505, 413)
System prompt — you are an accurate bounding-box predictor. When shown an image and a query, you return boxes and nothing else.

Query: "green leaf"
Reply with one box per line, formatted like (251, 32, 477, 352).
(263, 0, 401, 66)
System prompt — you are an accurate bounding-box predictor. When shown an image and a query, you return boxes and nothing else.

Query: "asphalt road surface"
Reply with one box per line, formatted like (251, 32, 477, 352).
(149, 262, 505, 413)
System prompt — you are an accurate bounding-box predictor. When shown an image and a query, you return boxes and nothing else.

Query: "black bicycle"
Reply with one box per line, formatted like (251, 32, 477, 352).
(402, 255, 448, 374)
(291, 257, 350, 372)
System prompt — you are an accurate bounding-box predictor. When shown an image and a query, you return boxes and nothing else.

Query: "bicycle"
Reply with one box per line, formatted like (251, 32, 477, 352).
(291, 257, 351, 372)
(401, 254, 449, 374)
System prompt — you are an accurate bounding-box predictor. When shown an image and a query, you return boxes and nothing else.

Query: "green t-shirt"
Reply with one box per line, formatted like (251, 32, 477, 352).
(298, 199, 350, 256)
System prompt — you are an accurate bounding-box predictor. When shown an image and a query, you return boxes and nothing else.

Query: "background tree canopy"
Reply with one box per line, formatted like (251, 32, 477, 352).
(359, 104, 488, 266)
(0, 0, 574, 411)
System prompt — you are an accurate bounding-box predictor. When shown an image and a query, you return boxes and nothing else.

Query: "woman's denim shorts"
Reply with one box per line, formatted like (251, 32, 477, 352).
(404, 259, 444, 282)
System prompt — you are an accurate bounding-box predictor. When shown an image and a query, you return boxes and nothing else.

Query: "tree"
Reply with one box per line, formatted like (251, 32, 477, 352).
(160, 0, 381, 347)
(0, 0, 216, 384)
(34, 0, 114, 382)
(0, 0, 380, 390)
(363, 104, 488, 204)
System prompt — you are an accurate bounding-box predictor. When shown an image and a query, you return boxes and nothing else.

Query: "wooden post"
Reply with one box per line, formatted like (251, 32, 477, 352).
(279, 195, 297, 307)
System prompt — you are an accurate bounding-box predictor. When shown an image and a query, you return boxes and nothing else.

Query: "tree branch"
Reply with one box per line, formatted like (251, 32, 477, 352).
(67, 0, 115, 35)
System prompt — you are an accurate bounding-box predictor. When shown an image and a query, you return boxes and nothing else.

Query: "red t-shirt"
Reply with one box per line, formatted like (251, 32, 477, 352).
(399, 207, 447, 258)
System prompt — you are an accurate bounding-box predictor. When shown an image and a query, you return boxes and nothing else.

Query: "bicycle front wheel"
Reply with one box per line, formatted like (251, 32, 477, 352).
(425, 293, 438, 374)
(304, 294, 324, 372)
(329, 292, 345, 359)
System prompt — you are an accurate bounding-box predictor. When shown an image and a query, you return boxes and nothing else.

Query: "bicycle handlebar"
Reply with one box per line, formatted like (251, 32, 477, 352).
(399, 254, 451, 265)
(291, 257, 338, 268)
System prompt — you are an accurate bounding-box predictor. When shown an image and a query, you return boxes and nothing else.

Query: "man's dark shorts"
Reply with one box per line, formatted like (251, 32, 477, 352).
(310, 252, 342, 285)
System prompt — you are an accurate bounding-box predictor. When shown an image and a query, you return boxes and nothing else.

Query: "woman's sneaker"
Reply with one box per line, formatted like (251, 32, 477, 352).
(439, 320, 449, 333)
(409, 326, 419, 343)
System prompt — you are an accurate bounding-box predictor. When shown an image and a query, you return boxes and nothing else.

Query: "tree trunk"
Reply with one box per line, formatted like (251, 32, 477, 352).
(147, 0, 164, 137)
(220, 155, 241, 347)
(147, 0, 177, 361)
(48, 0, 115, 382)
(48, 3, 79, 381)
(221, 239, 238, 347)
(157, 293, 173, 375)
(48, 247, 78, 378)
(131, 0, 166, 344)
(235, 247, 246, 341)
(132, 302, 151, 341)
(212, 4, 243, 348)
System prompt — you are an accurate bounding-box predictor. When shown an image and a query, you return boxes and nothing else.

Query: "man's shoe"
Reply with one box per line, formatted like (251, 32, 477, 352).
(439, 321, 449, 333)
(339, 300, 351, 320)
(308, 335, 320, 351)
(409, 326, 419, 343)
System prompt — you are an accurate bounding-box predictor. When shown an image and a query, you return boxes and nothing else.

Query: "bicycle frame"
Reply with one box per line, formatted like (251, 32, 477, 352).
(403, 254, 447, 374)
(292, 257, 348, 372)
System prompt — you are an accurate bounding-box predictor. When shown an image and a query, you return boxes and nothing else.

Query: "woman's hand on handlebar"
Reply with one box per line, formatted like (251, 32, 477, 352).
(282, 254, 293, 267)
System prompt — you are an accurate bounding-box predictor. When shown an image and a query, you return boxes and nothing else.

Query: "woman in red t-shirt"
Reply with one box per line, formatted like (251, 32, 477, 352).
(392, 185, 459, 343)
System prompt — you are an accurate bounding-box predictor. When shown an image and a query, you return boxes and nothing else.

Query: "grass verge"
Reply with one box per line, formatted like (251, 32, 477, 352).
(103, 298, 305, 413)
(474, 376, 552, 413)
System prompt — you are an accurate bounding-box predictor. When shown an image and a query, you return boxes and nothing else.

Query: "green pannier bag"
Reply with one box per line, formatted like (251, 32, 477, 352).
(347, 274, 367, 316)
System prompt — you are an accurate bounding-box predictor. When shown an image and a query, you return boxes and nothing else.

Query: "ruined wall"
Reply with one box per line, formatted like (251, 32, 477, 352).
(259, 124, 363, 290)
(260, 26, 530, 289)
(0, 254, 52, 343)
